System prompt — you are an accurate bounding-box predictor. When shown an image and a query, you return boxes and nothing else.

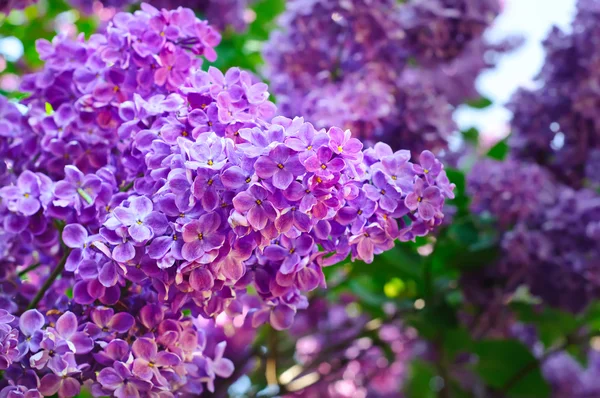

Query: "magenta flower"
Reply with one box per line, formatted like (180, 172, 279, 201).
(232, 184, 278, 230)
(0, 171, 47, 216)
(86, 307, 135, 339)
(350, 224, 390, 264)
(18, 309, 45, 355)
(154, 46, 192, 88)
(97, 361, 153, 397)
(254, 145, 305, 189)
(304, 146, 346, 177)
(38, 352, 81, 398)
(110, 196, 168, 242)
(405, 177, 444, 221)
(132, 337, 181, 381)
(181, 213, 225, 262)
(364, 171, 402, 213)
(413, 150, 442, 183)
(328, 126, 363, 160)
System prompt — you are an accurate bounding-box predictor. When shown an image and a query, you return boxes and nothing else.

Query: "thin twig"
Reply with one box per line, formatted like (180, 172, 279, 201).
(26, 248, 71, 311)
(266, 326, 279, 386)
(120, 180, 135, 192)
(17, 262, 41, 277)
(500, 331, 598, 394)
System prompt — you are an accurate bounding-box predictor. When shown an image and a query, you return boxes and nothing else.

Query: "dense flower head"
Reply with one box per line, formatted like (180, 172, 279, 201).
(398, 0, 501, 63)
(150, 0, 252, 32)
(0, 3, 453, 396)
(263, 0, 504, 153)
(0, 310, 19, 370)
(502, 186, 600, 313)
(421, 36, 523, 106)
(19, 2, 220, 179)
(263, 0, 406, 129)
(467, 158, 556, 230)
(285, 297, 420, 397)
(464, 156, 600, 313)
(542, 350, 600, 397)
(508, 0, 600, 189)
(71, 0, 252, 32)
(0, 301, 243, 396)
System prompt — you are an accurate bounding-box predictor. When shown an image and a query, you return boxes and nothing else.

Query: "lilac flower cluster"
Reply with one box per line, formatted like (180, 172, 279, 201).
(398, 0, 501, 63)
(263, 0, 504, 153)
(543, 350, 600, 397)
(0, 300, 247, 396)
(20, 3, 220, 180)
(508, 0, 600, 189)
(285, 297, 420, 397)
(502, 186, 600, 313)
(0, 3, 452, 395)
(465, 158, 600, 313)
(150, 0, 252, 32)
(71, 0, 252, 32)
(467, 158, 556, 230)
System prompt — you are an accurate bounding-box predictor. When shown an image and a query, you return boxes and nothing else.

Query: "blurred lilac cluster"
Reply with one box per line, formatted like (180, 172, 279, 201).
(543, 351, 600, 397)
(464, 0, 600, 318)
(0, 3, 452, 396)
(0, 0, 36, 14)
(263, 0, 506, 153)
(509, 0, 600, 189)
(466, 158, 600, 313)
(69, 0, 252, 32)
(284, 297, 420, 397)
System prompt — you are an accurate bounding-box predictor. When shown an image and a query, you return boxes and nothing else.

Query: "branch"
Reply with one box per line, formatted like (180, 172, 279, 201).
(120, 180, 135, 192)
(17, 262, 41, 277)
(500, 331, 598, 394)
(26, 248, 71, 310)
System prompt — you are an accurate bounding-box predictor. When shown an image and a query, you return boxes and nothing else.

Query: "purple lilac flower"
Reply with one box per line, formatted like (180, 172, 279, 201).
(262, 0, 504, 153)
(398, 0, 501, 63)
(465, 156, 600, 314)
(502, 186, 600, 313)
(0, 5, 454, 395)
(467, 158, 556, 230)
(286, 297, 420, 398)
(0, 310, 19, 370)
(508, 0, 600, 189)
(0, 171, 51, 216)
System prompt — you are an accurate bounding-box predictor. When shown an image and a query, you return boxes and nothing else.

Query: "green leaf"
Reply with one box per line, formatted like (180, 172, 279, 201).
(486, 138, 509, 160)
(581, 301, 600, 330)
(473, 339, 550, 398)
(443, 328, 473, 360)
(404, 360, 437, 398)
(443, 168, 469, 214)
(466, 96, 493, 109)
(461, 127, 479, 145)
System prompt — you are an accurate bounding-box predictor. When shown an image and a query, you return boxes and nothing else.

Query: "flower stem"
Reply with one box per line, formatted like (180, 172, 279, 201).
(120, 180, 135, 192)
(17, 262, 41, 277)
(26, 248, 71, 311)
